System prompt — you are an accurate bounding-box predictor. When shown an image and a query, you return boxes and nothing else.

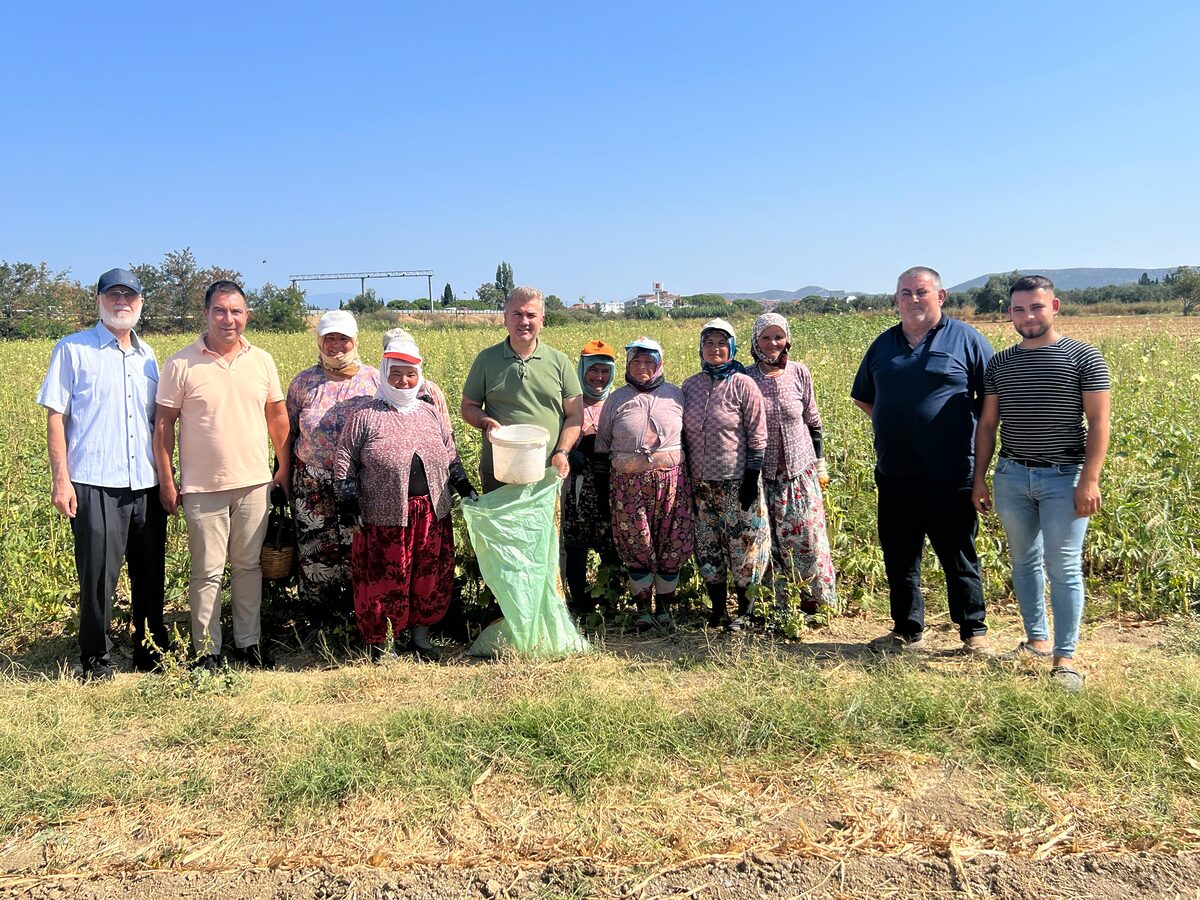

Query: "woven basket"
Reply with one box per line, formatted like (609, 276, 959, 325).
(261, 494, 297, 581)
(260, 543, 296, 581)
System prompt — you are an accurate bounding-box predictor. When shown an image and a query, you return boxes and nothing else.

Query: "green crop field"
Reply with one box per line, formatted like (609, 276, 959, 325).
(1, 313, 1197, 646)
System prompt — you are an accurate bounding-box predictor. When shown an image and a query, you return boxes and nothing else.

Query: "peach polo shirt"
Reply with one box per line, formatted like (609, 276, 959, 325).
(156, 335, 284, 494)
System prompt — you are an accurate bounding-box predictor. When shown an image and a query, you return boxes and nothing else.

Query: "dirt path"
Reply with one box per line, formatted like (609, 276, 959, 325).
(6, 852, 1200, 899)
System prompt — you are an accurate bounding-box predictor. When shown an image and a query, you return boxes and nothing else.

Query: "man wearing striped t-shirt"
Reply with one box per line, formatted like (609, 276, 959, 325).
(972, 276, 1111, 692)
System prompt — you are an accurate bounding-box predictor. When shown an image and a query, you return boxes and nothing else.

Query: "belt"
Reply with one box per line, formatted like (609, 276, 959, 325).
(1005, 457, 1055, 469)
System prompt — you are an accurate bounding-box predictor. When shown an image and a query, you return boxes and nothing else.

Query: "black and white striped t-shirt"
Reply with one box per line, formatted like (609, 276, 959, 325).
(983, 336, 1111, 465)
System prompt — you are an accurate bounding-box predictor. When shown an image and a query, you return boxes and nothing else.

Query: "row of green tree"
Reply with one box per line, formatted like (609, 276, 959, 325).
(8, 252, 1199, 341)
(837, 268, 1200, 317)
(960, 268, 1200, 315)
(0, 249, 310, 339)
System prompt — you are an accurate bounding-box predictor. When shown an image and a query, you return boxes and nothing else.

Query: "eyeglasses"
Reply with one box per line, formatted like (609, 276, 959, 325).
(102, 288, 140, 300)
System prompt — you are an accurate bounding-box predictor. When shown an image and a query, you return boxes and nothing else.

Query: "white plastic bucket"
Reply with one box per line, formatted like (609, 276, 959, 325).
(490, 424, 550, 484)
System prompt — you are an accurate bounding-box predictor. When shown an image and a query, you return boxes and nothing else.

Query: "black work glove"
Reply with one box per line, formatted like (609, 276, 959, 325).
(335, 478, 362, 530)
(452, 477, 479, 502)
(738, 469, 761, 512)
(592, 452, 612, 523)
(449, 460, 479, 502)
(568, 449, 588, 475)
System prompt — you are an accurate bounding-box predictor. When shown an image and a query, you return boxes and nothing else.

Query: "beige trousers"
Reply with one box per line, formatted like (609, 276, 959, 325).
(181, 483, 270, 654)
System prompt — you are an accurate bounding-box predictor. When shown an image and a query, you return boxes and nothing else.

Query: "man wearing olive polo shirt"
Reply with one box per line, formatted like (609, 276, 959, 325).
(461, 286, 583, 493)
(154, 280, 290, 671)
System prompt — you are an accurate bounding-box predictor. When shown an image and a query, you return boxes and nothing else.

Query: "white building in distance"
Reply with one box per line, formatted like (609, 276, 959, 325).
(625, 282, 680, 311)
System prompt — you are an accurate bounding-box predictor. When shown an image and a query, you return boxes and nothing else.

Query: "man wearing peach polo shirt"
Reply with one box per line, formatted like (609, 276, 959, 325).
(154, 280, 290, 672)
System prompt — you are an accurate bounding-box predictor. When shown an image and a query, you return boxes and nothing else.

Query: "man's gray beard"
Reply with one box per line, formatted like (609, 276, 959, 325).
(98, 303, 141, 330)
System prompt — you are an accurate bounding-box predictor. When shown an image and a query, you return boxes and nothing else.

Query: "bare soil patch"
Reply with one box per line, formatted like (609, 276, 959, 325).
(5, 853, 1200, 899)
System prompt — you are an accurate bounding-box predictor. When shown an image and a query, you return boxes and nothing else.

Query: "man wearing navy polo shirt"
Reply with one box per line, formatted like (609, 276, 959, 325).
(37, 268, 168, 680)
(851, 266, 994, 654)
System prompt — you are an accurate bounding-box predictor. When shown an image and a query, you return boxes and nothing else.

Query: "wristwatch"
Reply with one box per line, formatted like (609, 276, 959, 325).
(551, 449, 568, 459)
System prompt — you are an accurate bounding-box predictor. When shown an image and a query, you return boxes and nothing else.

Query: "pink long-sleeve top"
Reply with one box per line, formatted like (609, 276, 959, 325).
(333, 399, 460, 527)
(680, 371, 767, 481)
(595, 383, 686, 473)
(747, 361, 823, 480)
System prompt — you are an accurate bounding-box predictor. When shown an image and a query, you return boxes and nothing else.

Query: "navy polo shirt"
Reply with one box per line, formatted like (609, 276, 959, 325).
(850, 316, 993, 481)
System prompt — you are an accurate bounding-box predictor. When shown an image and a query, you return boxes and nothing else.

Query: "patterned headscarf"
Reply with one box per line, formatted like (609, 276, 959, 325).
(625, 337, 665, 393)
(750, 312, 791, 367)
(699, 318, 745, 381)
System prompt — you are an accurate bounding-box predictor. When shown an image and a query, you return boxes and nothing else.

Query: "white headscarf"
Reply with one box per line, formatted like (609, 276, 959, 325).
(376, 335, 426, 413)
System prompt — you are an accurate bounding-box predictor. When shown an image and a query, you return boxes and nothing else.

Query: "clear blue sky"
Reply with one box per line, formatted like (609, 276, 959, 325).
(3, 1, 1198, 301)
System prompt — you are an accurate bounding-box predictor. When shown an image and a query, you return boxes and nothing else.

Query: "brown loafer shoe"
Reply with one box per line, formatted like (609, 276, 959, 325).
(961, 635, 993, 656)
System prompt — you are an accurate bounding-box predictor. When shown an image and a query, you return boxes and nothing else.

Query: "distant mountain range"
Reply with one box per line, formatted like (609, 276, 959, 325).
(718, 286, 857, 302)
(306, 291, 354, 310)
(305, 267, 1188, 310)
(947, 267, 1185, 292)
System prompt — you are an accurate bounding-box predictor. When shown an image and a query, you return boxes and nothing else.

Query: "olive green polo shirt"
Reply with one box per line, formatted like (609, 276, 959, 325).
(463, 338, 582, 475)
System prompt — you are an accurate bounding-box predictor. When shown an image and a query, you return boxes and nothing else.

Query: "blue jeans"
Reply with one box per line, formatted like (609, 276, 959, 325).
(992, 457, 1090, 658)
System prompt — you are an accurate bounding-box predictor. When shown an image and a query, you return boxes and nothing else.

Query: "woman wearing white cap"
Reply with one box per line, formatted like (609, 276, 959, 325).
(747, 313, 839, 620)
(595, 337, 694, 631)
(284, 310, 380, 627)
(381, 327, 451, 428)
(333, 334, 477, 661)
(681, 318, 771, 631)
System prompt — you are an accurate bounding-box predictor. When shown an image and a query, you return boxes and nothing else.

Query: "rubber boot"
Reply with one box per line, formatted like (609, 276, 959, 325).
(654, 592, 676, 631)
(729, 586, 755, 633)
(564, 546, 593, 618)
(411, 625, 440, 663)
(706, 582, 728, 628)
(632, 588, 655, 633)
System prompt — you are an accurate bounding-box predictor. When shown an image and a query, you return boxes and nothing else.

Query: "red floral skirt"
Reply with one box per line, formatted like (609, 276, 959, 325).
(350, 496, 454, 643)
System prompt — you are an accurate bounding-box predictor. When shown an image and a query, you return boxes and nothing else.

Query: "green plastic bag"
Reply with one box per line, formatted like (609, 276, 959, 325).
(463, 469, 590, 658)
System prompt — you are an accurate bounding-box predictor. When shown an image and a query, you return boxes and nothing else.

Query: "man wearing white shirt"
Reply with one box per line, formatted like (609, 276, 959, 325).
(37, 268, 168, 680)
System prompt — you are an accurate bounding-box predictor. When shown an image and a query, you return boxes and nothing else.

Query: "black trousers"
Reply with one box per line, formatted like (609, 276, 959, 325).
(70, 483, 168, 666)
(874, 471, 987, 640)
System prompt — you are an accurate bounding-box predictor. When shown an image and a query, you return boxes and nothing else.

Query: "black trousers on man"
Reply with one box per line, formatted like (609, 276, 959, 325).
(71, 482, 168, 668)
(874, 471, 987, 641)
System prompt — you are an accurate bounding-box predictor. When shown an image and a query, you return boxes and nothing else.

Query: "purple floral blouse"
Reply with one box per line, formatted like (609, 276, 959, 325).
(747, 361, 823, 480)
(286, 364, 382, 472)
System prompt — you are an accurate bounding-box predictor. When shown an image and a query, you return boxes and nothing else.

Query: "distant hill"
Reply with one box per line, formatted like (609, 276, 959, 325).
(304, 291, 353, 310)
(947, 267, 1184, 293)
(719, 285, 860, 301)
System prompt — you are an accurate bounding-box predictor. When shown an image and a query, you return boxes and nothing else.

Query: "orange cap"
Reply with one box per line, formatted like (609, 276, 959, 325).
(581, 339, 616, 359)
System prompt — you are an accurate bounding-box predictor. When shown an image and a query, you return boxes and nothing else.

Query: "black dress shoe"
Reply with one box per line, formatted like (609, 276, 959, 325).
(190, 654, 221, 675)
(132, 651, 163, 673)
(77, 657, 115, 682)
(228, 643, 274, 669)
